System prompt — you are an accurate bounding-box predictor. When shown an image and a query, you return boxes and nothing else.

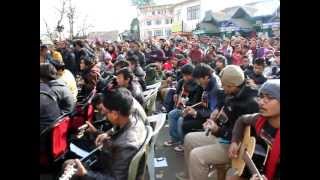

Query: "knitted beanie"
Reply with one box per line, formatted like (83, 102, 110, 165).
(259, 79, 280, 102)
(220, 65, 245, 86)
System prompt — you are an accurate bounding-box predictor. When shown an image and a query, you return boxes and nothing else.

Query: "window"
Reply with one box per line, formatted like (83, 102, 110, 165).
(154, 30, 163, 36)
(147, 31, 153, 37)
(158, 10, 161, 14)
(187, 5, 200, 20)
(152, 11, 155, 15)
(155, 19, 162, 25)
(165, 29, 171, 36)
(165, 19, 170, 24)
(176, 9, 181, 21)
(146, 20, 152, 26)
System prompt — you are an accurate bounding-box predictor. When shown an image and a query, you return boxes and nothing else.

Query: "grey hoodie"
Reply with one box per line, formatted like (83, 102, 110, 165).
(48, 79, 75, 114)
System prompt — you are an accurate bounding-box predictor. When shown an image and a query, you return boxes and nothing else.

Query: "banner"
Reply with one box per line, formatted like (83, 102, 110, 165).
(171, 21, 183, 33)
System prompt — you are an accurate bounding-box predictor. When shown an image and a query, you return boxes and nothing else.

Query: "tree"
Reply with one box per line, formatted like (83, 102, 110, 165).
(67, 0, 76, 39)
(43, 19, 56, 42)
(42, 0, 67, 41)
(130, 18, 140, 40)
(42, 0, 93, 41)
(75, 15, 94, 38)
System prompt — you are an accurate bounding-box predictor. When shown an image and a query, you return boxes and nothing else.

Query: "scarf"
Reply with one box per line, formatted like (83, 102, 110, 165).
(255, 116, 280, 180)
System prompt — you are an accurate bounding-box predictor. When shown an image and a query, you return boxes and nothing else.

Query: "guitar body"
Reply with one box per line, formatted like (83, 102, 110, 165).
(232, 126, 256, 176)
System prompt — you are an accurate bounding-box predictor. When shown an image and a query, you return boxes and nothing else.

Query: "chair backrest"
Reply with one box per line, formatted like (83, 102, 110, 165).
(143, 88, 158, 116)
(128, 126, 153, 180)
(145, 113, 166, 180)
(51, 116, 71, 160)
(147, 113, 166, 137)
(146, 81, 162, 90)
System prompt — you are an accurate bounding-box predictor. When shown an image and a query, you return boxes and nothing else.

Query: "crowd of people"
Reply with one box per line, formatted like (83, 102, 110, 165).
(40, 33, 280, 180)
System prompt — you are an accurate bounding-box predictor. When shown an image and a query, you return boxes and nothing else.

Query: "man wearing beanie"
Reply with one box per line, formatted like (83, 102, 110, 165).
(178, 65, 259, 180)
(227, 79, 280, 180)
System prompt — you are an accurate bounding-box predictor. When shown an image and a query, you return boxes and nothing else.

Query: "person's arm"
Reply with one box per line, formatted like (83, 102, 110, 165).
(61, 86, 75, 114)
(83, 145, 138, 180)
(231, 114, 259, 144)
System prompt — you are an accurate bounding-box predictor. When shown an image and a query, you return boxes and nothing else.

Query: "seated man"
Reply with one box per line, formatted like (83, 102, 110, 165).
(163, 64, 203, 151)
(50, 50, 78, 102)
(113, 60, 130, 74)
(226, 79, 280, 180)
(173, 63, 222, 152)
(90, 92, 148, 130)
(127, 55, 146, 90)
(178, 65, 259, 180)
(116, 67, 145, 105)
(240, 55, 254, 74)
(62, 88, 147, 180)
(40, 81, 62, 132)
(246, 58, 267, 88)
(215, 55, 227, 76)
(40, 63, 75, 114)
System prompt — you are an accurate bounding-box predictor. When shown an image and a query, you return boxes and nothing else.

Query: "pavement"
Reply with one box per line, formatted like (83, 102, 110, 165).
(151, 120, 186, 180)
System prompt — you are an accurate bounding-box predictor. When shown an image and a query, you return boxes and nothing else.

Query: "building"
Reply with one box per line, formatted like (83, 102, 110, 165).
(137, 1, 175, 40)
(137, 0, 201, 40)
(194, 0, 279, 38)
(87, 31, 120, 42)
(171, 0, 201, 39)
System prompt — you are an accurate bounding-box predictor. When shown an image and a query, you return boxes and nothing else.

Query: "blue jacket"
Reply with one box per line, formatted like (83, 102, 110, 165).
(194, 75, 221, 121)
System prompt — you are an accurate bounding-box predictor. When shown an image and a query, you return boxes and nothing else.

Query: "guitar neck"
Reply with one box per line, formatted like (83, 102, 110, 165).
(243, 151, 263, 179)
(59, 163, 77, 180)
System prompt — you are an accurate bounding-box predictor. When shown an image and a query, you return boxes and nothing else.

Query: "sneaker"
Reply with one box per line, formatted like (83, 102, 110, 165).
(176, 172, 188, 180)
(163, 140, 175, 147)
(174, 145, 184, 152)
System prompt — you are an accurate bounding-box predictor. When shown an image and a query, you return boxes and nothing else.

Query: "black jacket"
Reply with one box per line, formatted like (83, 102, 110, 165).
(134, 65, 146, 90)
(59, 48, 77, 76)
(213, 84, 259, 141)
(175, 79, 203, 107)
(192, 75, 221, 122)
(40, 83, 61, 132)
(128, 50, 146, 68)
(84, 116, 147, 180)
(128, 80, 145, 106)
(74, 48, 89, 74)
(248, 73, 267, 86)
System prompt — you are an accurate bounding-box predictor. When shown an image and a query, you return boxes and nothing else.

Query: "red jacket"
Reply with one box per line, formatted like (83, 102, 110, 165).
(232, 52, 242, 65)
(163, 61, 173, 71)
(189, 48, 204, 62)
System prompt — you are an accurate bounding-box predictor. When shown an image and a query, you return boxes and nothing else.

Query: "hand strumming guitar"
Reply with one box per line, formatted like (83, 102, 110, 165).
(228, 142, 241, 159)
(182, 106, 197, 118)
(202, 118, 219, 133)
(95, 132, 111, 146)
(62, 159, 87, 177)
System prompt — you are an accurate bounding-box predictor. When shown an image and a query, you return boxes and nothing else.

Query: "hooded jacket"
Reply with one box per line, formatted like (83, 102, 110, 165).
(48, 79, 75, 114)
(193, 75, 221, 121)
(40, 82, 61, 132)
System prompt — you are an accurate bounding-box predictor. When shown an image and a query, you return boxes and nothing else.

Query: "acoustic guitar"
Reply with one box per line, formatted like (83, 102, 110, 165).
(231, 126, 263, 179)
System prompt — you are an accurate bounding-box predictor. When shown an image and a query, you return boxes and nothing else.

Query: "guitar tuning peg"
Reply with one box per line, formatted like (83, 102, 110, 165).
(208, 164, 216, 178)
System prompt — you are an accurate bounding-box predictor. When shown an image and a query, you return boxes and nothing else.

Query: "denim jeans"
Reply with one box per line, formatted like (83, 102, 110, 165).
(168, 108, 183, 143)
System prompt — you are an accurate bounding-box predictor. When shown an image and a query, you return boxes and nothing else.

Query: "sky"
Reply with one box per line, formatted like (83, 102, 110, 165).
(40, 0, 269, 35)
(40, 0, 138, 34)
